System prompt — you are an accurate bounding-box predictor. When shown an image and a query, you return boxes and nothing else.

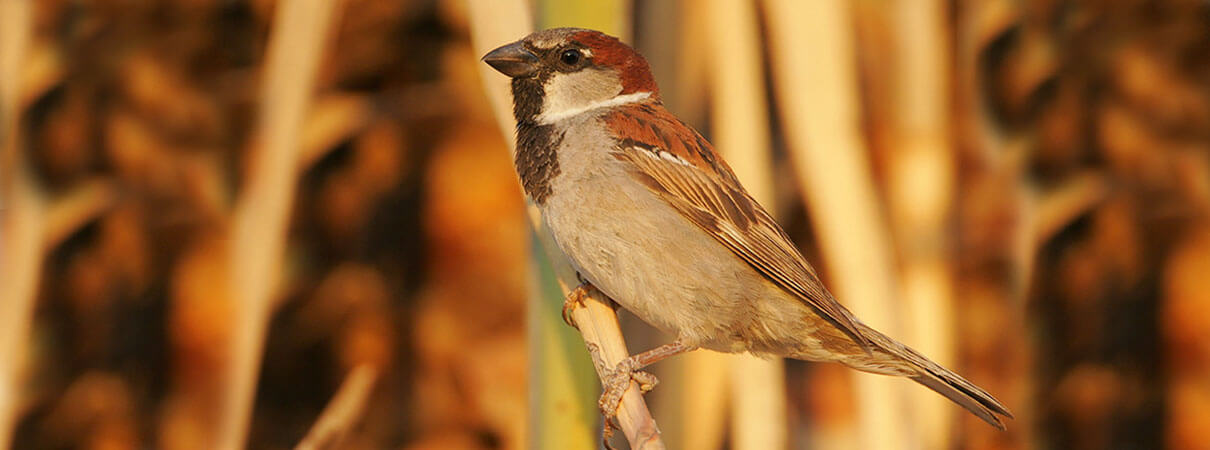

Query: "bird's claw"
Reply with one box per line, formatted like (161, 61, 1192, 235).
(597, 357, 659, 418)
(562, 281, 593, 329)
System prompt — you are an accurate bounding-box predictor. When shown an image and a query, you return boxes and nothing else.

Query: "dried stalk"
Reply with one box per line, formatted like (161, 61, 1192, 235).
(677, 352, 728, 450)
(294, 365, 379, 450)
(0, 1, 41, 448)
(1031, 171, 1109, 249)
(18, 41, 60, 112)
(885, 0, 957, 446)
(466, 0, 531, 141)
(467, 1, 665, 448)
(217, 1, 344, 449)
(704, 0, 786, 448)
(299, 94, 373, 171)
(763, 1, 909, 448)
(539, 2, 631, 44)
(1026, 171, 1109, 289)
(43, 179, 117, 250)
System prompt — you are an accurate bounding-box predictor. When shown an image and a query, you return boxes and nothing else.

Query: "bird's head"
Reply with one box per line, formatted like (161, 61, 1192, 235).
(482, 28, 658, 125)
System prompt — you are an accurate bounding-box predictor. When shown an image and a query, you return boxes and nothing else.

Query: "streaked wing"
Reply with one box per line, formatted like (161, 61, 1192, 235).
(603, 106, 872, 351)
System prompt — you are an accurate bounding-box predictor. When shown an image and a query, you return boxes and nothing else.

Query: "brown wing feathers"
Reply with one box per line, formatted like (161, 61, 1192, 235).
(604, 105, 874, 352)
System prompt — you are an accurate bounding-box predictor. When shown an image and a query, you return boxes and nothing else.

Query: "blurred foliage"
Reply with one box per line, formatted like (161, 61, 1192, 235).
(1, 0, 1209, 449)
(8, 0, 527, 449)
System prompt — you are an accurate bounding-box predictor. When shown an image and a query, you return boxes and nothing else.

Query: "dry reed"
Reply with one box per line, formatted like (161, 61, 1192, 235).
(704, 0, 786, 448)
(763, 1, 909, 448)
(666, 5, 728, 450)
(294, 365, 379, 450)
(217, 1, 345, 448)
(0, 1, 41, 447)
(884, 1, 959, 447)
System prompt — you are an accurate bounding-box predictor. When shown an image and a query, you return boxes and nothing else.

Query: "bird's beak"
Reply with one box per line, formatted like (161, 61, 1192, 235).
(482, 41, 539, 78)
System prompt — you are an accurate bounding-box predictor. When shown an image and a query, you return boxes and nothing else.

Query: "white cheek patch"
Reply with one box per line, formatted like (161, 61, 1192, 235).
(538, 69, 651, 124)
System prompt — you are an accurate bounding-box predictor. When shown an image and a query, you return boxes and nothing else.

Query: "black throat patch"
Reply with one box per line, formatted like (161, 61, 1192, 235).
(512, 77, 563, 205)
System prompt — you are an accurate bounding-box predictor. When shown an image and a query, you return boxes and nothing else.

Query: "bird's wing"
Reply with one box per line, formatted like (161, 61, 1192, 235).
(603, 105, 872, 351)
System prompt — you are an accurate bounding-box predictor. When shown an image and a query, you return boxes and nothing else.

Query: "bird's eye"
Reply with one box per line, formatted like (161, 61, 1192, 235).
(560, 49, 583, 66)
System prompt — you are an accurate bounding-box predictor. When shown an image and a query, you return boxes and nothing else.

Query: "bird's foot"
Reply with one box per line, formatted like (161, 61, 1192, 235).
(561, 281, 594, 329)
(598, 355, 660, 418)
(589, 340, 694, 449)
(598, 358, 658, 450)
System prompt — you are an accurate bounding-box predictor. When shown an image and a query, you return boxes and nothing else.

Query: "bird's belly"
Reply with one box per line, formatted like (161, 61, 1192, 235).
(541, 160, 780, 350)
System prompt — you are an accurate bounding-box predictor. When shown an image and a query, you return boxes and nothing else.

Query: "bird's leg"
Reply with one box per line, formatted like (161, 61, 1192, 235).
(598, 339, 697, 419)
(561, 279, 595, 329)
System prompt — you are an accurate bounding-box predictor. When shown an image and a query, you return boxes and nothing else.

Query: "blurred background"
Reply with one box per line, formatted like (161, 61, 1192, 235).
(1, 0, 1208, 449)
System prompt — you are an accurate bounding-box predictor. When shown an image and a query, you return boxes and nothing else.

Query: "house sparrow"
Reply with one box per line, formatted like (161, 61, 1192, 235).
(483, 28, 1012, 430)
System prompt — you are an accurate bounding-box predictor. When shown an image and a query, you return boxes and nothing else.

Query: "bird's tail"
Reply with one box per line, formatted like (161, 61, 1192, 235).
(853, 322, 1013, 430)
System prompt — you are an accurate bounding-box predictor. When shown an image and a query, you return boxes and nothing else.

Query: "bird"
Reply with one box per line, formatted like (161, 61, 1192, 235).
(482, 27, 1012, 430)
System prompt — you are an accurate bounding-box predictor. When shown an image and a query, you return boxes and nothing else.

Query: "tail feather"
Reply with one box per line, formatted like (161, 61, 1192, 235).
(910, 366, 1012, 430)
(855, 323, 1013, 430)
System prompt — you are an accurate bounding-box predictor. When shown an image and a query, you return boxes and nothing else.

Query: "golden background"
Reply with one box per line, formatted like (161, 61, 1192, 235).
(0, 0, 1207, 449)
